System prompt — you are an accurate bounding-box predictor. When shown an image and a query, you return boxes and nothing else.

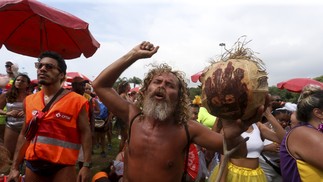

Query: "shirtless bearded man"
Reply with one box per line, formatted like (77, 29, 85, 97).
(93, 41, 263, 182)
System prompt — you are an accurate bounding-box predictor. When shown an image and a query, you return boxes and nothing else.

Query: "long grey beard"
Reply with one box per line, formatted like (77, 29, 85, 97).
(142, 97, 175, 121)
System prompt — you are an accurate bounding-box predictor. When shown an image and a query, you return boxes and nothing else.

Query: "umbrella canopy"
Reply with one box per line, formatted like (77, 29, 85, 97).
(191, 71, 203, 83)
(30, 79, 71, 90)
(66, 72, 91, 82)
(0, 0, 100, 59)
(129, 86, 140, 93)
(277, 78, 323, 93)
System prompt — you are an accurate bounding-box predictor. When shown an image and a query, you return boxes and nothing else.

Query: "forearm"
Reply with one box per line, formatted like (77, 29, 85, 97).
(0, 109, 6, 115)
(263, 143, 278, 153)
(195, 125, 245, 157)
(11, 134, 29, 170)
(264, 111, 286, 142)
(93, 50, 138, 89)
(81, 129, 92, 163)
(93, 41, 158, 90)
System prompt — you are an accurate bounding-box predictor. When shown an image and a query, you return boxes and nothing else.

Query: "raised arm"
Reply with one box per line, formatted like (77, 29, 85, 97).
(258, 122, 281, 143)
(92, 41, 159, 122)
(263, 106, 286, 142)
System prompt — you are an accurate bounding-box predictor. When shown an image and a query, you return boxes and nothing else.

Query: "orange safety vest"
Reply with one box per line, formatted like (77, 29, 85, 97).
(24, 90, 89, 165)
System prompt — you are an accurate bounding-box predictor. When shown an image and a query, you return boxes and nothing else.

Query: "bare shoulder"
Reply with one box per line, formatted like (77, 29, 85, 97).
(289, 126, 318, 140)
(128, 105, 142, 122)
(288, 126, 322, 157)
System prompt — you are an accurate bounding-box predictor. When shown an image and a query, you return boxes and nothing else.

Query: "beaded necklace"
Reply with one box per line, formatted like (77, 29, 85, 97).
(318, 123, 323, 132)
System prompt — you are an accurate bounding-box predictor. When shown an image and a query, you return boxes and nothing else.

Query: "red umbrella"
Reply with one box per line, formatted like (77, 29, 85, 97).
(277, 78, 323, 93)
(30, 79, 71, 87)
(0, 0, 100, 59)
(129, 86, 140, 93)
(66, 72, 91, 82)
(62, 81, 71, 89)
(30, 79, 38, 85)
(191, 71, 203, 83)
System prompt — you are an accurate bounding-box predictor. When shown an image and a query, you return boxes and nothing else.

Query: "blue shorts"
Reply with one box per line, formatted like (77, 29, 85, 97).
(26, 160, 70, 176)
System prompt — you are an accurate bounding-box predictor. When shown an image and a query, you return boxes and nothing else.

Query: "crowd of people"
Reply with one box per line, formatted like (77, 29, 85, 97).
(0, 41, 322, 182)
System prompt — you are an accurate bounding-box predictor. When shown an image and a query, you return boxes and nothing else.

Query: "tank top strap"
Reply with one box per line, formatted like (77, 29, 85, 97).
(127, 112, 142, 145)
(182, 123, 190, 182)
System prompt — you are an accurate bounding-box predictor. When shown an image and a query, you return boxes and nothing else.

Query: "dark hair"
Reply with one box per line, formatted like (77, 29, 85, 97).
(90, 92, 97, 98)
(5, 61, 13, 66)
(6, 73, 30, 103)
(297, 90, 323, 122)
(272, 109, 291, 116)
(190, 104, 200, 109)
(117, 81, 129, 95)
(38, 51, 67, 75)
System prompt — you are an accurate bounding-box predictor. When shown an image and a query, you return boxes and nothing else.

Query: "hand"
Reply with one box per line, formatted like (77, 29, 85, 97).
(7, 168, 20, 182)
(131, 41, 159, 60)
(221, 105, 265, 140)
(6, 110, 19, 117)
(264, 143, 280, 153)
(77, 167, 91, 182)
(263, 106, 273, 118)
(264, 94, 272, 112)
(16, 110, 25, 118)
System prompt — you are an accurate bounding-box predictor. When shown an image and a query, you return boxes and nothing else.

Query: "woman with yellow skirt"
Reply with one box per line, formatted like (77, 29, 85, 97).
(209, 122, 280, 182)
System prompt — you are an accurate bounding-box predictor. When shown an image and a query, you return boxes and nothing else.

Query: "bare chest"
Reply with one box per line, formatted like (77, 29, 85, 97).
(127, 121, 189, 169)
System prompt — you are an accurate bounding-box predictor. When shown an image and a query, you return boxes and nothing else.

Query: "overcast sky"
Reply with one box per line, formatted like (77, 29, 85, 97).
(1, 0, 323, 87)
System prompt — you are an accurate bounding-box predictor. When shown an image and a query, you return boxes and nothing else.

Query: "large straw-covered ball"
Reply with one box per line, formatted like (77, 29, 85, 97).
(201, 59, 268, 120)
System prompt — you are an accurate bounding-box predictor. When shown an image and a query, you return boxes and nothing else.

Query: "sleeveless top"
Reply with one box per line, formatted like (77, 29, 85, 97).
(280, 124, 323, 182)
(197, 107, 216, 129)
(6, 102, 24, 130)
(24, 90, 88, 165)
(241, 123, 264, 158)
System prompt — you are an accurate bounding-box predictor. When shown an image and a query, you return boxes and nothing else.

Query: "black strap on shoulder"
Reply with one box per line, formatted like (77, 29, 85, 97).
(42, 88, 64, 112)
(182, 123, 190, 181)
(261, 153, 281, 175)
(127, 112, 142, 145)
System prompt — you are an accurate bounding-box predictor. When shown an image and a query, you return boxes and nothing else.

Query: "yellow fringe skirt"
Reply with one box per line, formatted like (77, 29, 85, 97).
(209, 162, 267, 182)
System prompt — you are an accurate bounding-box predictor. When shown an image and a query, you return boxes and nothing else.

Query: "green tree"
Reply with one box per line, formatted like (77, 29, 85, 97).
(269, 86, 299, 103)
(314, 75, 323, 82)
(128, 76, 142, 87)
(188, 86, 202, 101)
(113, 77, 128, 89)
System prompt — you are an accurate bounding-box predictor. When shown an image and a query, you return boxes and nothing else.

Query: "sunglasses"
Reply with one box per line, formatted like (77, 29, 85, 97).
(35, 62, 62, 72)
(5, 65, 11, 68)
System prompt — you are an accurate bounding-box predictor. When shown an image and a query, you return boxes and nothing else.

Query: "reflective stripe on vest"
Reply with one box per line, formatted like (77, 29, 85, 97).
(33, 136, 81, 150)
